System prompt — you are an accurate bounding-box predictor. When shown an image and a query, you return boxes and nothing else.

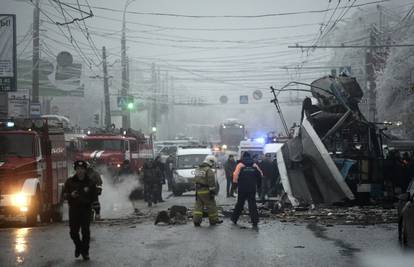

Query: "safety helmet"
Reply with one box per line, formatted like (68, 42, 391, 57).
(73, 160, 88, 170)
(204, 155, 217, 167)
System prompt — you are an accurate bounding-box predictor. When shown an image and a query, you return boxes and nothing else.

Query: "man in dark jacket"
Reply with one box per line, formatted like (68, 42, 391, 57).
(231, 152, 262, 230)
(258, 154, 279, 202)
(155, 155, 166, 202)
(224, 155, 237, 197)
(143, 159, 163, 207)
(63, 160, 97, 260)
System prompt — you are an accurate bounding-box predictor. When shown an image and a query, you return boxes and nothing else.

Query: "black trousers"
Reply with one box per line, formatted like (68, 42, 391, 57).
(231, 191, 259, 225)
(69, 206, 92, 254)
(226, 176, 235, 196)
(144, 183, 159, 205)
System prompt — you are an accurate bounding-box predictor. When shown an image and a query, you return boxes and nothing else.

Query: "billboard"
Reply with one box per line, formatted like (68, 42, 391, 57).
(17, 59, 84, 97)
(8, 89, 29, 118)
(0, 15, 16, 92)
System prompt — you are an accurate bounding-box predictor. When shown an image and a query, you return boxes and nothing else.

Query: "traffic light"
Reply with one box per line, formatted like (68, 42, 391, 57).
(126, 95, 134, 110)
(94, 114, 99, 125)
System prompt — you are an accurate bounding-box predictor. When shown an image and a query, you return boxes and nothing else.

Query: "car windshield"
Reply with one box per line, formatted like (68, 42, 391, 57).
(82, 139, 123, 151)
(160, 146, 177, 155)
(0, 133, 34, 157)
(177, 154, 208, 169)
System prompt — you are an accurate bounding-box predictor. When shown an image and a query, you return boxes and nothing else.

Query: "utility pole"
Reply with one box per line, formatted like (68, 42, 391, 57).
(102, 46, 111, 128)
(169, 76, 175, 139)
(32, 0, 40, 104)
(121, 0, 134, 129)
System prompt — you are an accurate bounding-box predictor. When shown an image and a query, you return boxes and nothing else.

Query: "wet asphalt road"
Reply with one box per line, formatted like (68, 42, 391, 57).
(0, 170, 405, 267)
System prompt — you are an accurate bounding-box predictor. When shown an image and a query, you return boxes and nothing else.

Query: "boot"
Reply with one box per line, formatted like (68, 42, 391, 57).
(81, 252, 90, 261)
(74, 247, 81, 258)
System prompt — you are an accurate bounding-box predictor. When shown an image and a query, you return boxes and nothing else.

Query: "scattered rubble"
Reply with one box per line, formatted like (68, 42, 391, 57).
(220, 201, 397, 226)
(264, 204, 398, 225)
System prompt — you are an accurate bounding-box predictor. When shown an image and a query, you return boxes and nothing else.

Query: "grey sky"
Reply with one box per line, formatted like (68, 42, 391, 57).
(2, 0, 413, 134)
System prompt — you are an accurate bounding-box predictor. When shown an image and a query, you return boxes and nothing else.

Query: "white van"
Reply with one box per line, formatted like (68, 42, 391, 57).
(238, 139, 264, 160)
(263, 143, 284, 161)
(172, 147, 218, 196)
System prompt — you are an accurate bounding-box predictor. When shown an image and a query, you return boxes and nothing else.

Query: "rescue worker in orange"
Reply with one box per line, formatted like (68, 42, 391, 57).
(231, 152, 263, 230)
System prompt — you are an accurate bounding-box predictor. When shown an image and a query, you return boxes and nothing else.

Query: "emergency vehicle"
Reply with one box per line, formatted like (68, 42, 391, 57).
(74, 129, 153, 178)
(0, 118, 67, 225)
(238, 139, 265, 160)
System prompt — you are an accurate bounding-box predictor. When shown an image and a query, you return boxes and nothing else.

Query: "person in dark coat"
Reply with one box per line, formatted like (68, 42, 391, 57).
(142, 159, 163, 207)
(165, 154, 175, 191)
(258, 154, 279, 202)
(63, 160, 97, 260)
(231, 152, 262, 230)
(155, 155, 166, 202)
(224, 155, 237, 197)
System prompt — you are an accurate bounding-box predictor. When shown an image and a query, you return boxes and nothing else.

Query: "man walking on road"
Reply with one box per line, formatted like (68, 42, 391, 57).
(224, 154, 237, 197)
(63, 160, 97, 260)
(231, 152, 262, 230)
(193, 155, 223, 226)
(142, 159, 163, 207)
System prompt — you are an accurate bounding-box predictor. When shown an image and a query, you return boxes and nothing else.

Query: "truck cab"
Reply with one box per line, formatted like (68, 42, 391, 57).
(75, 130, 153, 180)
(0, 118, 67, 225)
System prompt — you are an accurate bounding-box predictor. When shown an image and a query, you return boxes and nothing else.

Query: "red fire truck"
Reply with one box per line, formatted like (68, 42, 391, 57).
(0, 118, 67, 225)
(74, 129, 153, 178)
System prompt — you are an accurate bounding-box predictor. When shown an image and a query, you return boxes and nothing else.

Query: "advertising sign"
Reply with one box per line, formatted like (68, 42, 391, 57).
(0, 15, 16, 92)
(8, 89, 29, 118)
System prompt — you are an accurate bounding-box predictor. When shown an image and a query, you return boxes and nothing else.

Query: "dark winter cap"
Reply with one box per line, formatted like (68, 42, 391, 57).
(73, 160, 88, 169)
(242, 152, 251, 159)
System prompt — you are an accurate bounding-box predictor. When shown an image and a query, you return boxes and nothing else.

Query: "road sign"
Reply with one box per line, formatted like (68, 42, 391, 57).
(0, 15, 17, 92)
(240, 95, 248, 104)
(117, 96, 127, 108)
(30, 102, 41, 117)
(252, 90, 263, 100)
(219, 95, 228, 104)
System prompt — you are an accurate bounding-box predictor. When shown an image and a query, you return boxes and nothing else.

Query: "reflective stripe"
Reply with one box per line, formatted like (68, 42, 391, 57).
(209, 187, 216, 191)
(193, 211, 203, 215)
(197, 190, 210, 194)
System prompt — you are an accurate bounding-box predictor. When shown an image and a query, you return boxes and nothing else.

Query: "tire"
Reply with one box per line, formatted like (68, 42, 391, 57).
(26, 195, 39, 227)
(172, 187, 183, 196)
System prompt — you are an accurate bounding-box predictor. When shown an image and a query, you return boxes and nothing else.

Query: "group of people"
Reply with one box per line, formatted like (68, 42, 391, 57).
(193, 151, 280, 230)
(224, 153, 280, 201)
(62, 151, 280, 261)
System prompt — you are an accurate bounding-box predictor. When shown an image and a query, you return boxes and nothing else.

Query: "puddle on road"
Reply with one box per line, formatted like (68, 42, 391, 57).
(14, 228, 30, 265)
(307, 223, 361, 257)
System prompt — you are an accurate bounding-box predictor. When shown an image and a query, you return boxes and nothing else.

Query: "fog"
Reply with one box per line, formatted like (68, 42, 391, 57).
(3, 0, 414, 139)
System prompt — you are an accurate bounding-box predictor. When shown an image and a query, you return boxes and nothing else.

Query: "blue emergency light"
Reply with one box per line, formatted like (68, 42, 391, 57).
(254, 137, 265, 144)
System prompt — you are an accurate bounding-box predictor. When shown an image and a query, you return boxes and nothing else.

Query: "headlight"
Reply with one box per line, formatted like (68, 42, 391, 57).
(12, 193, 29, 207)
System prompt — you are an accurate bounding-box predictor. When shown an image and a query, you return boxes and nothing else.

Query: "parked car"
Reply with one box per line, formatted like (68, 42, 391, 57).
(398, 177, 414, 248)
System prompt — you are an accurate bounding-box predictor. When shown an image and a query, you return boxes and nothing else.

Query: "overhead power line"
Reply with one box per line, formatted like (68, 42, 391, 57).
(74, 0, 388, 18)
(288, 44, 414, 48)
